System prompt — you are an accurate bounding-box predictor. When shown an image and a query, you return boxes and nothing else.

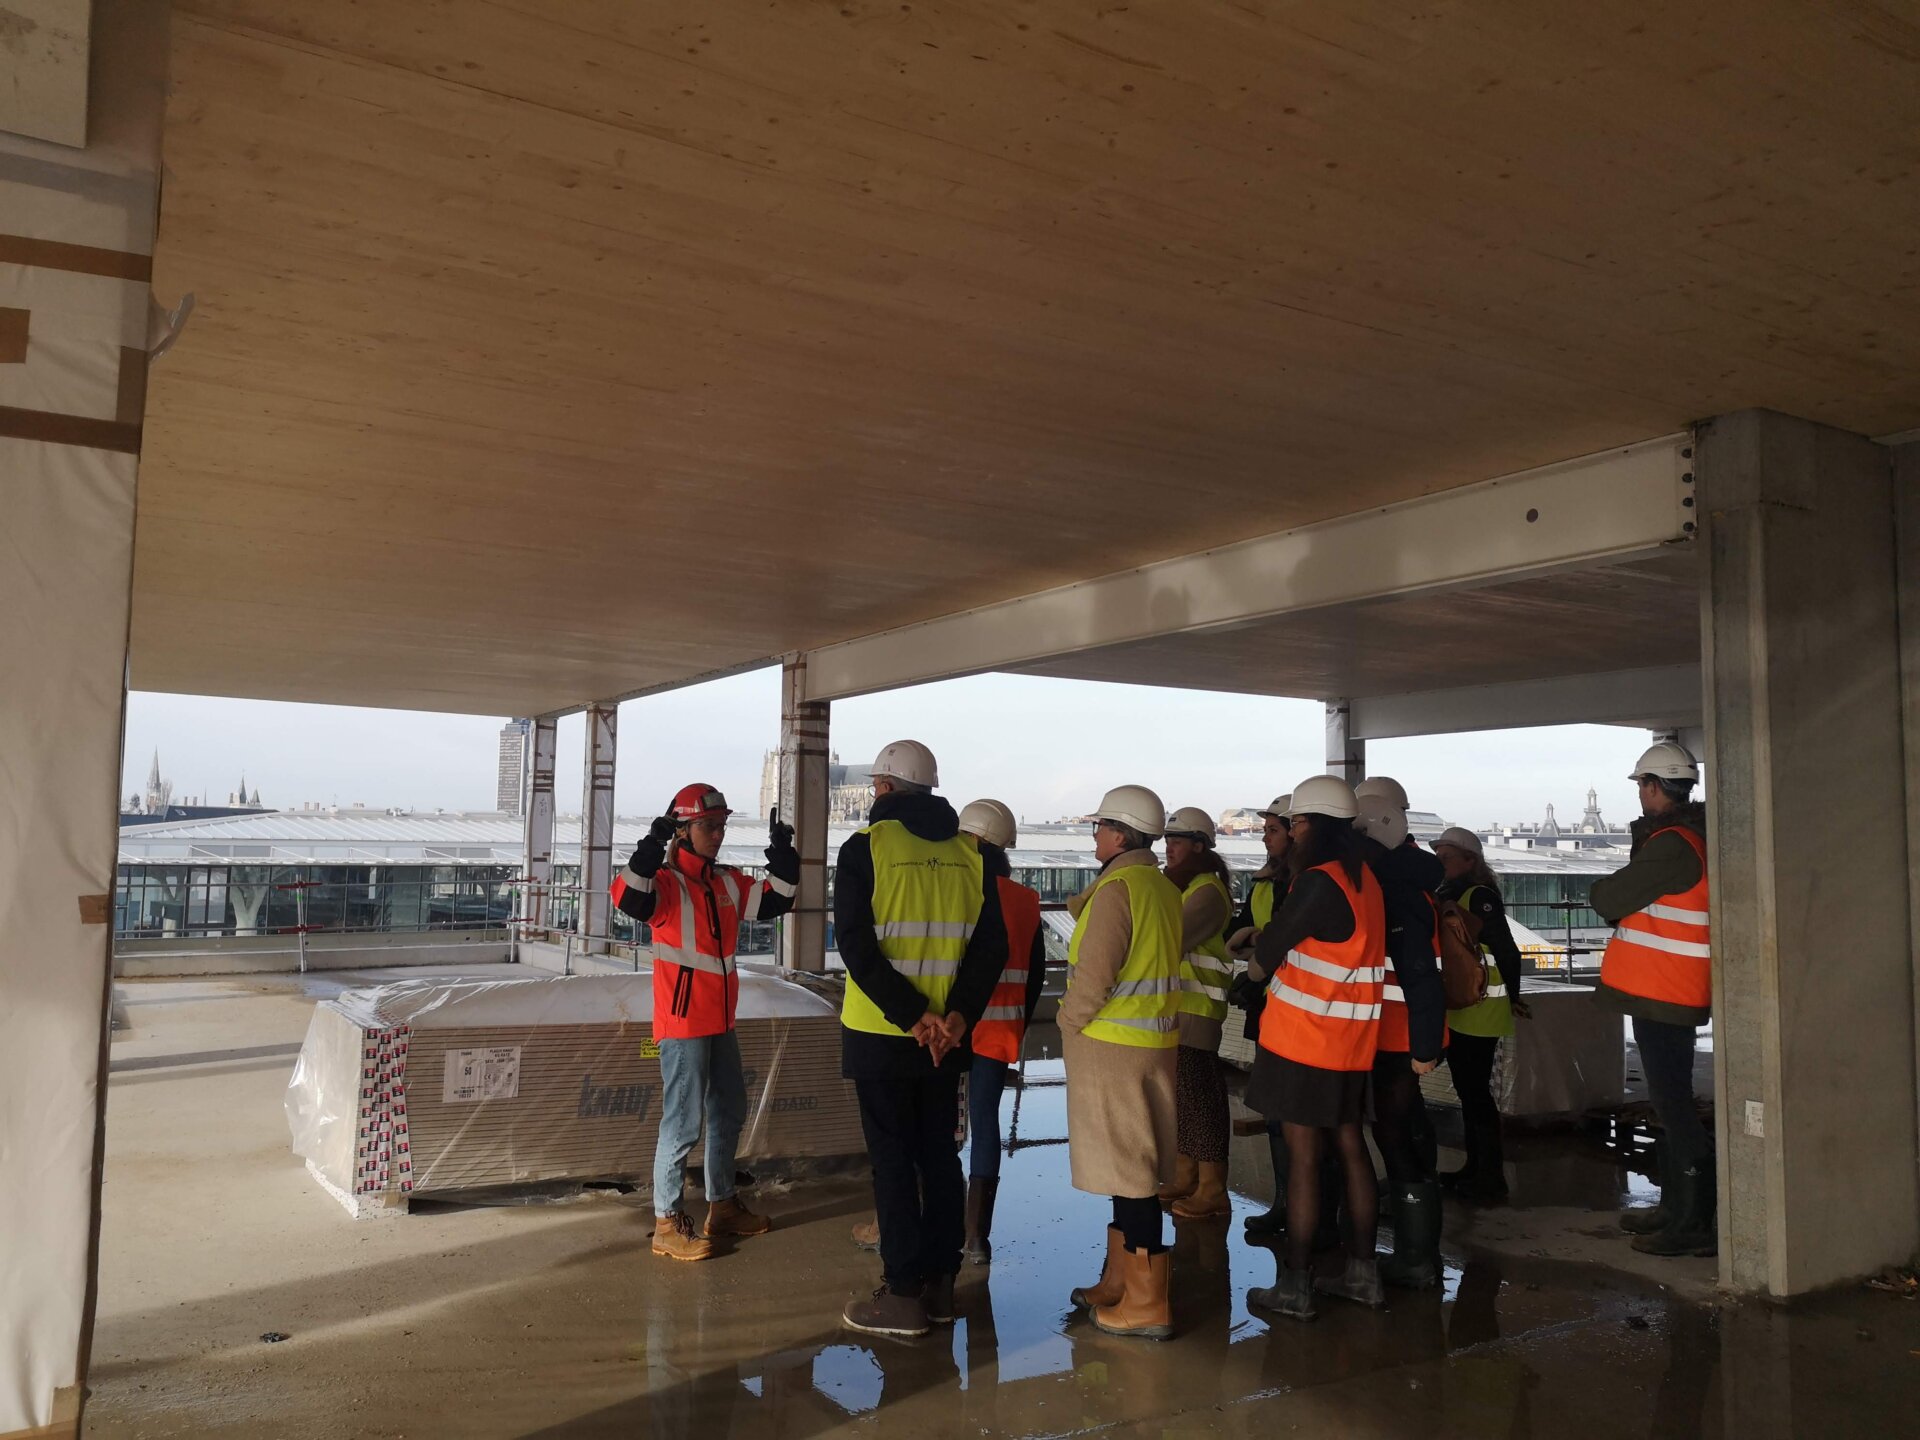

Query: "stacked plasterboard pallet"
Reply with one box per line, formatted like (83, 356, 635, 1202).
(287, 970, 863, 1217)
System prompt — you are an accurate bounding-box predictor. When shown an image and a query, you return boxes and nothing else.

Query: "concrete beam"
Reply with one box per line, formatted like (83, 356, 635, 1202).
(1324, 700, 1364, 784)
(1349, 664, 1702, 740)
(1700, 409, 1917, 1297)
(517, 715, 557, 943)
(776, 657, 830, 974)
(576, 704, 617, 954)
(801, 435, 1693, 702)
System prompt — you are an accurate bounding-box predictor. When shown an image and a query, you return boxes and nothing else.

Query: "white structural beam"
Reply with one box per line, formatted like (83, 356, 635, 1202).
(576, 704, 617, 954)
(801, 435, 1694, 703)
(1350, 664, 1702, 741)
(776, 656, 831, 974)
(1325, 701, 1365, 783)
(518, 715, 558, 940)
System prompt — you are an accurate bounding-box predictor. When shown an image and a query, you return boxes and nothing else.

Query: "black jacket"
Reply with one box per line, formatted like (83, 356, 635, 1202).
(836, 790, 1008, 1079)
(1362, 836, 1446, 1063)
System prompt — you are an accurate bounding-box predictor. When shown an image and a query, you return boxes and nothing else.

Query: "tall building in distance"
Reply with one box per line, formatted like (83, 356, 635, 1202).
(497, 718, 531, 817)
(758, 749, 876, 824)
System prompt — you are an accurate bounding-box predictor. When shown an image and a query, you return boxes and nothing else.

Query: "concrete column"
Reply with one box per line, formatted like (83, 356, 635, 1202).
(229, 882, 268, 937)
(777, 656, 831, 973)
(518, 715, 557, 941)
(1895, 442, 1920, 1203)
(1324, 699, 1365, 784)
(576, 704, 618, 954)
(0, 4, 167, 1433)
(1698, 408, 1917, 1296)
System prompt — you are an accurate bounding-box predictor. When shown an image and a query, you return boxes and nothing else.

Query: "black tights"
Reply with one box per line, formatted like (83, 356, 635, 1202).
(1112, 1194, 1165, 1254)
(1283, 1122, 1376, 1272)
(1370, 1055, 1433, 1185)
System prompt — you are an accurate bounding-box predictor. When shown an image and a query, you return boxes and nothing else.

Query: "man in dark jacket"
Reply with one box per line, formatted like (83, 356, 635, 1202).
(837, 740, 1006, 1339)
(1591, 741, 1714, 1257)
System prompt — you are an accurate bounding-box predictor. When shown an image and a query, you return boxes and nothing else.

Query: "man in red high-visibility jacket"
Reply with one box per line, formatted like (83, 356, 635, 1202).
(612, 783, 799, 1261)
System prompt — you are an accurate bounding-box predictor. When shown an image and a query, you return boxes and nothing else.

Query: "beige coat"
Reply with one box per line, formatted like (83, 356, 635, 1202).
(1059, 849, 1178, 1198)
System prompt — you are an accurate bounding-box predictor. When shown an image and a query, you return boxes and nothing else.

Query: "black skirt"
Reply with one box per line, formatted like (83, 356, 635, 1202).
(1244, 1047, 1369, 1129)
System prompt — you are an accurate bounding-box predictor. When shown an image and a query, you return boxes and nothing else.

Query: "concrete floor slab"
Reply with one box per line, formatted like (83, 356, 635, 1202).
(89, 973, 1920, 1438)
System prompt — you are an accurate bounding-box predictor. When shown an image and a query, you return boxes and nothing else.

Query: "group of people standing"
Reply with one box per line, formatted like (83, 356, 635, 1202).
(614, 734, 1716, 1342)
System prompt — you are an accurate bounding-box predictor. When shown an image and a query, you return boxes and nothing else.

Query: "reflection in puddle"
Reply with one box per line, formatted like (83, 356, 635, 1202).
(811, 1344, 884, 1415)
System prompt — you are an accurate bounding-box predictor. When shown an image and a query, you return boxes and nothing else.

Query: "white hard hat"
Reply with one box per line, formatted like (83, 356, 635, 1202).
(1095, 784, 1166, 837)
(1354, 792, 1409, 850)
(1165, 806, 1216, 844)
(1258, 793, 1292, 821)
(1434, 826, 1483, 857)
(1354, 776, 1410, 811)
(1289, 775, 1359, 820)
(1629, 741, 1699, 784)
(871, 739, 938, 787)
(957, 798, 1017, 850)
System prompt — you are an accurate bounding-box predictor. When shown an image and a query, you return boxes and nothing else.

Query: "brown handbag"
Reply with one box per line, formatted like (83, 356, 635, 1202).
(1434, 897, 1489, 1009)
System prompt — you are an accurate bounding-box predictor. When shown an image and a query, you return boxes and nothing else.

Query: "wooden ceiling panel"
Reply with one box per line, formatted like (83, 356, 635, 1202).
(132, 2, 1920, 711)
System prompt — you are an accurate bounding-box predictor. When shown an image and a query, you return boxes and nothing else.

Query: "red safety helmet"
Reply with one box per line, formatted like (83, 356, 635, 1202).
(668, 783, 732, 824)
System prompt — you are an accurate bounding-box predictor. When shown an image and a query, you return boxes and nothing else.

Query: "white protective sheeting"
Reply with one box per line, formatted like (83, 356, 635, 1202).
(286, 971, 862, 1215)
(0, 439, 137, 1433)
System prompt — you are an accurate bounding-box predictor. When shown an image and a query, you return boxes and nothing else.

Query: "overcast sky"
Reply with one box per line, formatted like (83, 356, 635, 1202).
(123, 669, 1656, 831)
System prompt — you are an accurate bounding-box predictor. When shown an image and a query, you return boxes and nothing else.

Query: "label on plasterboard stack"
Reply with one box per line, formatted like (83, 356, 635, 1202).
(442, 1045, 521, 1103)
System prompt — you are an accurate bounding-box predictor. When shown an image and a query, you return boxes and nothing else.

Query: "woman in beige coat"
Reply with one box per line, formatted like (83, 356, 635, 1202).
(1061, 784, 1184, 1339)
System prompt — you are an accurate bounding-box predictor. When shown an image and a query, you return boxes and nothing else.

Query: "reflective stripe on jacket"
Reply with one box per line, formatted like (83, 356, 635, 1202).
(840, 819, 985, 1036)
(1600, 826, 1711, 1010)
(1258, 860, 1386, 1072)
(1175, 872, 1235, 1026)
(1067, 863, 1183, 1049)
(972, 876, 1042, 1064)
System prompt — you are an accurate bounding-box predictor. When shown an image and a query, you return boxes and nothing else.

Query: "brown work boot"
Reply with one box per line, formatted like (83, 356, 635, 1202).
(1069, 1226, 1126, 1310)
(851, 1217, 880, 1251)
(1093, 1246, 1173, 1339)
(704, 1195, 771, 1239)
(842, 1285, 930, 1338)
(1157, 1153, 1198, 1208)
(1172, 1161, 1233, 1220)
(652, 1210, 716, 1262)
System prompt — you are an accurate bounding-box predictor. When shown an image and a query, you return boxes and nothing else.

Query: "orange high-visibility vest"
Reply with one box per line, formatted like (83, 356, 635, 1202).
(1600, 826, 1711, 1010)
(971, 877, 1042, 1064)
(1259, 860, 1387, 1073)
(1377, 894, 1447, 1056)
(612, 845, 776, 1040)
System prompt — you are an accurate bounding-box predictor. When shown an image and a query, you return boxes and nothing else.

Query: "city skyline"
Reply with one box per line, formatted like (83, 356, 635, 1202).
(121, 669, 1669, 832)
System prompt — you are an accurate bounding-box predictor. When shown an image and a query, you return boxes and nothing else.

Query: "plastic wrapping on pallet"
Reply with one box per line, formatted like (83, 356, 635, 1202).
(287, 970, 863, 1215)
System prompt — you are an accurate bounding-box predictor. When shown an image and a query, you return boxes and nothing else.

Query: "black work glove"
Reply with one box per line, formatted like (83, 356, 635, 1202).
(765, 822, 799, 886)
(1227, 972, 1260, 1011)
(627, 815, 675, 877)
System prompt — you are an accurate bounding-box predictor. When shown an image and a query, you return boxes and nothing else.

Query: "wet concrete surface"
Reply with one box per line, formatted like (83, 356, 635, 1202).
(89, 977, 1920, 1438)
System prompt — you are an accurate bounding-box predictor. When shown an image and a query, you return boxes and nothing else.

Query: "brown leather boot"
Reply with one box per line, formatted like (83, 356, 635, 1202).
(1171, 1161, 1232, 1220)
(1157, 1153, 1198, 1208)
(1069, 1226, 1126, 1309)
(1093, 1246, 1173, 1339)
(652, 1210, 716, 1262)
(703, 1195, 771, 1239)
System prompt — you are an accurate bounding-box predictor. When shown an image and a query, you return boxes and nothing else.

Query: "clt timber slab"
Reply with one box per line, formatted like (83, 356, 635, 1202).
(287, 970, 863, 1217)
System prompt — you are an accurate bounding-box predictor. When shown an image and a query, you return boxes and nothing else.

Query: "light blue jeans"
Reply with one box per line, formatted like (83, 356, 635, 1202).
(653, 1031, 748, 1218)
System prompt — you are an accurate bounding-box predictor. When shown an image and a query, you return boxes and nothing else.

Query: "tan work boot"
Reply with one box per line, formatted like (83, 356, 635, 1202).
(704, 1195, 771, 1239)
(652, 1210, 716, 1262)
(1172, 1161, 1232, 1220)
(1157, 1153, 1199, 1208)
(851, 1217, 880, 1251)
(1093, 1246, 1173, 1339)
(1069, 1226, 1126, 1310)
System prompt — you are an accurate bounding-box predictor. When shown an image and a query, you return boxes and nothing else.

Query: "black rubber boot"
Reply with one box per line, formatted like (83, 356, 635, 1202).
(963, 1176, 999, 1266)
(1247, 1264, 1317, 1322)
(1244, 1127, 1289, 1240)
(1378, 1180, 1443, 1290)
(1633, 1163, 1717, 1257)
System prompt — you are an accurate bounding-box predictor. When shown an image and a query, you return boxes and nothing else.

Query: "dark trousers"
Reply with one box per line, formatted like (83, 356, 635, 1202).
(1447, 1033, 1504, 1175)
(967, 1054, 1008, 1179)
(855, 1071, 965, 1292)
(1634, 1016, 1711, 1174)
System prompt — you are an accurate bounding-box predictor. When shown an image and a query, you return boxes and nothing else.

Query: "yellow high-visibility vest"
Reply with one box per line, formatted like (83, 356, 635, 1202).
(1068, 863, 1182, 1049)
(841, 819, 984, 1036)
(1175, 872, 1234, 1025)
(1251, 877, 1276, 931)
